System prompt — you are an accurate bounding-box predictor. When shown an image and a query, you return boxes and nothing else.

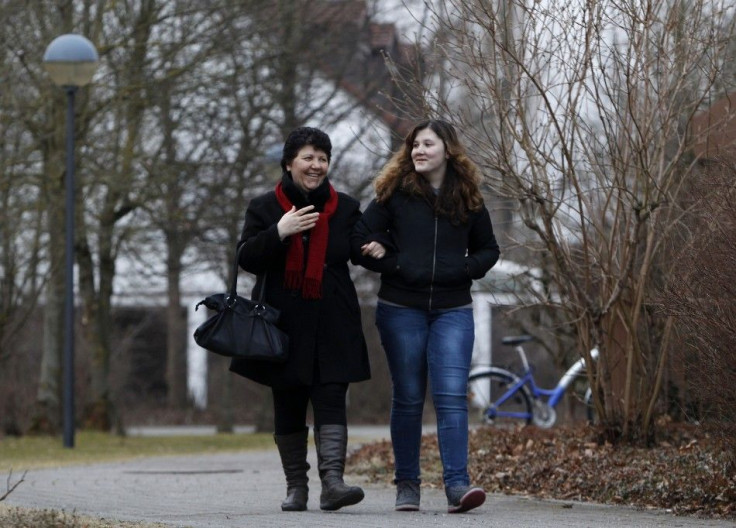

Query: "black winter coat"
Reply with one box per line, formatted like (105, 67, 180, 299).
(352, 190, 500, 310)
(229, 177, 371, 389)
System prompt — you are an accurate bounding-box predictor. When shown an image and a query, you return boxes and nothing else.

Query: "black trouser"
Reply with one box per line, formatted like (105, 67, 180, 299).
(272, 383, 348, 435)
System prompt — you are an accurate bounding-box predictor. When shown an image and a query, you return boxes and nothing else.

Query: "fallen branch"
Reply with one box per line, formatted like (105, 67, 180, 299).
(0, 469, 27, 501)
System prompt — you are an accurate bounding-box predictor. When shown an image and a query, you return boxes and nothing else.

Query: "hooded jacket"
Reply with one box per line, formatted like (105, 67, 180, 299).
(352, 190, 500, 310)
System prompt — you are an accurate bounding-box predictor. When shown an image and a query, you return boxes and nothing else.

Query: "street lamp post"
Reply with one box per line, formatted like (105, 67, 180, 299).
(43, 34, 99, 448)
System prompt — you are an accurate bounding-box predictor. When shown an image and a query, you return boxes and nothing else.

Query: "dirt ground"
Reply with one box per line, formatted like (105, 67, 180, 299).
(347, 421, 736, 520)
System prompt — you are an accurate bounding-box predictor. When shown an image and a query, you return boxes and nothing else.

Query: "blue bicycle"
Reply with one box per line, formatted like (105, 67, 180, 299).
(468, 335, 598, 427)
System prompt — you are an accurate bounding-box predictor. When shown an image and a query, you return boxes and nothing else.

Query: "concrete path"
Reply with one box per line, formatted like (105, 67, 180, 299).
(2, 426, 734, 528)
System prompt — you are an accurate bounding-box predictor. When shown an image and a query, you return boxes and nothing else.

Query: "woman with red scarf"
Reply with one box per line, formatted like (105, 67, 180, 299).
(229, 127, 370, 513)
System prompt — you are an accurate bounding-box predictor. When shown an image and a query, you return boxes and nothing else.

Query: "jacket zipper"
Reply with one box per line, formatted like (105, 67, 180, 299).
(428, 215, 438, 310)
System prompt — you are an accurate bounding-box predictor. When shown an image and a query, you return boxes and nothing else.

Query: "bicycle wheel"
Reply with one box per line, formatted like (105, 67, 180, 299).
(468, 368, 534, 426)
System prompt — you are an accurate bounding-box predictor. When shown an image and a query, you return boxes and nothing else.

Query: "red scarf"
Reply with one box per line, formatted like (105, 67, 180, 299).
(275, 182, 338, 299)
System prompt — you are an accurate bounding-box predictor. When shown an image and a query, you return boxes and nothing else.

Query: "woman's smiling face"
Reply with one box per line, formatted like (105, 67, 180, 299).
(287, 145, 330, 193)
(411, 127, 449, 187)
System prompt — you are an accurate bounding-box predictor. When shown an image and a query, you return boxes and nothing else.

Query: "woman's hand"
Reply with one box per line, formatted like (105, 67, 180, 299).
(277, 205, 320, 240)
(361, 241, 386, 259)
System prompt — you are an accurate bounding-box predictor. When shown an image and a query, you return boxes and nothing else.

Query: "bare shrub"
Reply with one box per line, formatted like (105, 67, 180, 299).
(665, 161, 736, 457)
(385, 0, 736, 443)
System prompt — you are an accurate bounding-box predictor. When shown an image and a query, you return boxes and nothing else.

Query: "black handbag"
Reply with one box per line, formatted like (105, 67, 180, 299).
(193, 245, 289, 362)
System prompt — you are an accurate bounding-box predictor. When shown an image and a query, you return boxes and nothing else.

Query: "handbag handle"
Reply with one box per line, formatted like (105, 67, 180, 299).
(228, 243, 266, 305)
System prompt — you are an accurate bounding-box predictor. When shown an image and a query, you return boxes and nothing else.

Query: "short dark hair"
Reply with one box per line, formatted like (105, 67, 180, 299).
(280, 127, 332, 172)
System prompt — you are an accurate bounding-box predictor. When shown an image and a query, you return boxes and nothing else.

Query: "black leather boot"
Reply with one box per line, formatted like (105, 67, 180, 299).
(274, 427, 310, 511)
(314, 424, 365, 511)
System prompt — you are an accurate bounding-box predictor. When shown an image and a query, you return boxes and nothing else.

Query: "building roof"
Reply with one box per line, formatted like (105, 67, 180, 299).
(313, 0, 367, 24)
(370, 23, 397, 51)
(307, 0, 420, 140)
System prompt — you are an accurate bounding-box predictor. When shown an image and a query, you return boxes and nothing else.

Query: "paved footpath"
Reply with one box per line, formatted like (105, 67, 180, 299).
(2, 426, 734, 528)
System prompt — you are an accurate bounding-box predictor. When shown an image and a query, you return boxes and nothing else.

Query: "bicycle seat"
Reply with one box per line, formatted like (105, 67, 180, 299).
(501, 335, 535, 346)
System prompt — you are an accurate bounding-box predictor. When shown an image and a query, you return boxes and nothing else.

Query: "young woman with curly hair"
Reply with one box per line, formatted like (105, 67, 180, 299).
(352, 119, 500, 514)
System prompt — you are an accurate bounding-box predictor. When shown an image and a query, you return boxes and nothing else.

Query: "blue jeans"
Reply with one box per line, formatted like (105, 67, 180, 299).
(375, 302, 475, 488)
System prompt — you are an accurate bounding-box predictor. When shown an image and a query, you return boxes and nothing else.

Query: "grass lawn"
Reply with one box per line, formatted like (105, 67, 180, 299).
(0, 503, 171, 528)
(0, 430, 274, 471)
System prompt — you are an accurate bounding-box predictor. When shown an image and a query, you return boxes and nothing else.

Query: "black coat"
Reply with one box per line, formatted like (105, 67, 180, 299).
(352, 190, 500, 310)
(229, 178, 371, 389)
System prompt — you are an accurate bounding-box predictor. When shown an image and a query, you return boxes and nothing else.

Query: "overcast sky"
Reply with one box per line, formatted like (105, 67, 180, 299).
(374, 0, 431, 40)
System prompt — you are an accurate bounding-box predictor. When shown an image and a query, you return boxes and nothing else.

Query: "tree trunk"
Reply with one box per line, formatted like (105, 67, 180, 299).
(31, 264, 63, 434)
(77, 216, 116, 431)
(254, 389, 274, 433)
(216, 372, 234, 434)
(29, 164, 66, 435)
(166, 249, 188, 408)
(211, 353, 234, 433)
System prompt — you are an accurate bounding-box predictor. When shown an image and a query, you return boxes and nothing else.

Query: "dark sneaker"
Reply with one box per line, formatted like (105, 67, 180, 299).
(395, 480, 420, 511)
(446, 486, 486, 514)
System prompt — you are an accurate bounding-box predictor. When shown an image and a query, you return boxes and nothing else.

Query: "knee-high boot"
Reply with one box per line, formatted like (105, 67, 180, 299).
(274, 427, 310, 511)
(314, 424, 365, 511)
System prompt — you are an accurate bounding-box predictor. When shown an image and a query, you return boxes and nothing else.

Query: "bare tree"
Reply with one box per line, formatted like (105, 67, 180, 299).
(664, 156, 736, 455)
(68, 0, 167, 429)
(2, 0, 224, 430)
(91, 0, 405, 430)
(193, 0, 404, 432)
(1, 0, 421, 434)
(0, 1, 90, 434)
(75, 0, 242, 427)
(0, 5, 49, 434)
(394, 0, 736, 443)
(131, 2, 243, 410)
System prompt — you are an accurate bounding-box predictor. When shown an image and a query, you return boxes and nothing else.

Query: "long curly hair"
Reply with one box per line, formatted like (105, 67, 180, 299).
(374, 120, 484, 224)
